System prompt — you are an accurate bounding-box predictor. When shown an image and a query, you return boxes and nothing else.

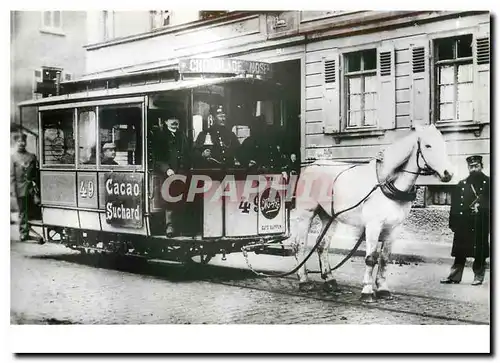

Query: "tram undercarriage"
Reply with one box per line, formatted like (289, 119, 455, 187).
(50, 227, 292, 265)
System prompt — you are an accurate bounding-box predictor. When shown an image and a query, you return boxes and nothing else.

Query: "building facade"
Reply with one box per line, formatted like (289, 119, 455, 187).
(20, 11, 491, 243)
(10, 10, 88, 153)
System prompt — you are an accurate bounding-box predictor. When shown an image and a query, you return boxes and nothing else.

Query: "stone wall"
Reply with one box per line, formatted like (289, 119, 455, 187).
(305, 203, 453, 245)
(396, 206, 453, 244)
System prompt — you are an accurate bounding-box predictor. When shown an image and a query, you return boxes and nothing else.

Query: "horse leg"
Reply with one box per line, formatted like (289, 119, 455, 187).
(316, 211, 339, 292)
(293, 208, 317, 292)
(360, 223, 382, 303)
(375, 228, 396, 300)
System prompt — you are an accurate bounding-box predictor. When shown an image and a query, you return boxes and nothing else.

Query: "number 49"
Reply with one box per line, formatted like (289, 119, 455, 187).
(80, 180, 95, 198)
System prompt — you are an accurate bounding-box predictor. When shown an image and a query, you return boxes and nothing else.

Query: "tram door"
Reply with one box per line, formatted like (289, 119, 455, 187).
(146, 93, 191, 236)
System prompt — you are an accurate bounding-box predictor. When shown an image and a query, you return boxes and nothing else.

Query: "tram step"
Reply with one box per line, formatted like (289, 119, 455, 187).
(253, 245, 295, 257)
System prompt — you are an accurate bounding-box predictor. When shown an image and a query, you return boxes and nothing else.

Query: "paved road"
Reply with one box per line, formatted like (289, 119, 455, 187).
(11, 240, 490, 325)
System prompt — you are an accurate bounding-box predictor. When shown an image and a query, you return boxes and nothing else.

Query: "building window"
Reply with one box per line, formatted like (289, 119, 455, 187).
(199, 11, 229, 20)
(41, 11, 63, 33)
(426, 186, 452, 206)
(41, 109, 75, 165)
(151, 10, 171, 29)
(344, 49, 377, 128)
(434, 34, 474, 122)
(103, 10, 115, 40)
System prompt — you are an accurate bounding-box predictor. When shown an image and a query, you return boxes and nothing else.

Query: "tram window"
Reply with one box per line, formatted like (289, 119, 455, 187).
(41, 109, 75, 165)
(78, 109, 97, 165)
(98, 104, 142, 166)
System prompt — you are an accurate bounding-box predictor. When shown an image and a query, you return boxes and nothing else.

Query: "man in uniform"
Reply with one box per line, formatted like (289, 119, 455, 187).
(194, 104, 240, 167)
(101, 142, 119, 165)
(10, 132, 39, 241)
(441, 155, 490, 285)
(152, 117, 191, 237)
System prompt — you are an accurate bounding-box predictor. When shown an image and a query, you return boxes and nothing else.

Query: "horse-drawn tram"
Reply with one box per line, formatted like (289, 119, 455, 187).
(18, 57, 296, 265)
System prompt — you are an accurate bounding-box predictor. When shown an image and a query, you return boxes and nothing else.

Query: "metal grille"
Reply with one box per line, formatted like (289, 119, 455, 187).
(476, 37, 490, 65)
(379, 51, 392, 76)
(324, 60, 336, 83)
(412, 47, 425, 73)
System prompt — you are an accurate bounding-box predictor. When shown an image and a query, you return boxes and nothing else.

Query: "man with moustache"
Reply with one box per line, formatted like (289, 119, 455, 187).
(194, 104, 240, 168)
(441, 155, 490, 285)
(152, 116, 191, 237)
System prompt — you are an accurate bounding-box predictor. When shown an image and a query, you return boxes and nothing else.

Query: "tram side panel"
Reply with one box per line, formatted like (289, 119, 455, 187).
(40, 170, 149, 236)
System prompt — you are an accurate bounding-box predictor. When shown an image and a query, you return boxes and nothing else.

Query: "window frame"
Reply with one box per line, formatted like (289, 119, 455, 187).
(343, 48, 378, 130)
(103, 10, 115, 40)
(150, 10, 171, 30)
(433, 34, 474, 124)
(38, 108, 76, 169)
(40, 11, 64, 35)
(38, 97, 146, 172)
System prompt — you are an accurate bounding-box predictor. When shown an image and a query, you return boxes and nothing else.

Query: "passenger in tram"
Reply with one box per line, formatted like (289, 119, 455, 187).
(238, 115, 286, 173)
(101, 142, 119, 165)
(152, 116, 191, 237)
(194, 104, 240, 167)
(59, 139, 76, 164)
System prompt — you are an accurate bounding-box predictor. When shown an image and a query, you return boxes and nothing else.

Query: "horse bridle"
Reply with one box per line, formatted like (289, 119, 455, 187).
(400, 140, 436, 176)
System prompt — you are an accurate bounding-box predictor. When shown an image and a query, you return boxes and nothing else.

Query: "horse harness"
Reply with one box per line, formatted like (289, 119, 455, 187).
(375, 140, 436, 202)
(242, 143, 438, 278)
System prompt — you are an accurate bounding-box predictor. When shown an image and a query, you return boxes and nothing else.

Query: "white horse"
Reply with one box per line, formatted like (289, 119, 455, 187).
(289, 125, 454, 302)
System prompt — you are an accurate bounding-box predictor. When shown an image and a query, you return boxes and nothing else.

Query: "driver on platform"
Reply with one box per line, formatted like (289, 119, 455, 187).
(194, 104, 240, 167)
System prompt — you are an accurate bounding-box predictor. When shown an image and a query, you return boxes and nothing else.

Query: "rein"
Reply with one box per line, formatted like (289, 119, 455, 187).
(241, 163, 380, 278)
(242, 139, 438, 278)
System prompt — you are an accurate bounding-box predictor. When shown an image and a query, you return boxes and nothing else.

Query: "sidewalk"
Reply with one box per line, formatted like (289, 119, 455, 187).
(10, 215, 487, 268)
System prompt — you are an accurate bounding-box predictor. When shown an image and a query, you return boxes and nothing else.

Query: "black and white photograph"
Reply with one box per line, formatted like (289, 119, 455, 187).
(7, 7, 492, 354)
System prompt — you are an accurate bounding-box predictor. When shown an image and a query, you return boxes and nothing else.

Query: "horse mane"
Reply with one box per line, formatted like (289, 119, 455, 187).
(379, 131, 418, 180)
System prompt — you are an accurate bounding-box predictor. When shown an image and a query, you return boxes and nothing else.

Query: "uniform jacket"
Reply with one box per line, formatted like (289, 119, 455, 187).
(449, 172, 490, 259)
(11, 150, 38, 198)
(152, 128, 191, 174)
(194, 125, 240, 167)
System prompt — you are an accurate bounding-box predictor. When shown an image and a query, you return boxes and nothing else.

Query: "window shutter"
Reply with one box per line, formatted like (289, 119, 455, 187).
(376, 43, 395, 129)
(474, 28, 490, 124)
(410, 38, 430, 126)
(322, 52, 340, 134)
(33, 69, 43, 99)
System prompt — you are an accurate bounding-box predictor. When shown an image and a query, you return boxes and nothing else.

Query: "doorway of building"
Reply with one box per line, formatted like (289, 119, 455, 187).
(273, 59, 301, 164)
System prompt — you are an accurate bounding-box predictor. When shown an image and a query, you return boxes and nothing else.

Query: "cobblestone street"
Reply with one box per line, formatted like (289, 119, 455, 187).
(11, 239, 490, 325)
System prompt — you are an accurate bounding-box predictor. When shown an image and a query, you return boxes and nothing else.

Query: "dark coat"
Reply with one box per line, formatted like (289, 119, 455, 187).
(11, 150, 38, 198)
(238, 133, 287, 172)
(194, 125, 240, 167)
(152, 129, 191, 174)
(449, 172, 490, 259)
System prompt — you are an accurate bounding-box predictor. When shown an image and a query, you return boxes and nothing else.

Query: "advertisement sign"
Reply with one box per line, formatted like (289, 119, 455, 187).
(104, 172, 144, 228)
(258, 174, 286, 234)
(179, 58, 272, 77)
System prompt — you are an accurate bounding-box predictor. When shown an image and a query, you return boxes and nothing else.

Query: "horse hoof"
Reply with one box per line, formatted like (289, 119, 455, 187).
(376, 290, 393, 300)
(323, 279, 340, 293)
(359, 293, 376, 303)
(298, 282, 315, 292)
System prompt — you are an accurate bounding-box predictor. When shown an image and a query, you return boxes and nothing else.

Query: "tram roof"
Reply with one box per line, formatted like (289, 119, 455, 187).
(18, 74, 280, 108)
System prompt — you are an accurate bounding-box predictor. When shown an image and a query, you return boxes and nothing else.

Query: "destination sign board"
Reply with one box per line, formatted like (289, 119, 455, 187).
(104, 172, 144, 228)
(179, 58, 272, 77)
